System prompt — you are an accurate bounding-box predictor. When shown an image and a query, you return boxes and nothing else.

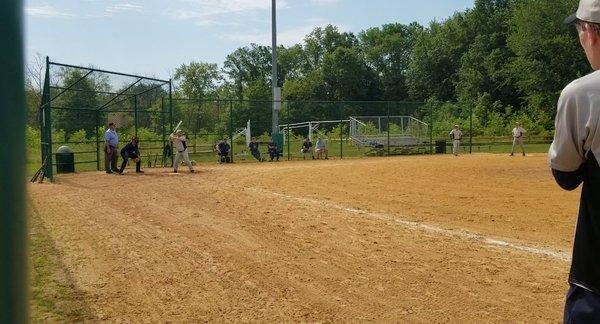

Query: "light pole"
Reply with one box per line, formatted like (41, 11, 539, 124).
(271, 0, 280, 134)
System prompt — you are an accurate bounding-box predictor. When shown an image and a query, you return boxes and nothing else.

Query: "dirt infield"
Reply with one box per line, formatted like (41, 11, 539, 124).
(28, 154, 579, 322)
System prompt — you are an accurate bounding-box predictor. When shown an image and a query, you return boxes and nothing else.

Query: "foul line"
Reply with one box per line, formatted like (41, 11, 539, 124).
(246, 187, 571, 262)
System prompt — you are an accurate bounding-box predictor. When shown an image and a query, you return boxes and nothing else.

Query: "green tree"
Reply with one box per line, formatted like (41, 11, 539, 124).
(173, 62, 220, 99)
(359, 22, 423, 100)
(53, 69, 101, 136)
(302, 25, 358, 72)
(506, 0, 586, 127)
(223, 44, 272, 100)
(407, 13, 476, 101)
(322, 47, 380, 101)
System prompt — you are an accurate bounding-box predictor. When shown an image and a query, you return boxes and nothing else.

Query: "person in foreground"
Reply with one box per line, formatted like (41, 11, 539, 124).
(118, 136, 143, 174)
(552, 1, 600, 321)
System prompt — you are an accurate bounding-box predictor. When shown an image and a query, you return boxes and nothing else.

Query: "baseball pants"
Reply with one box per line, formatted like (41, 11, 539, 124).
(104, 145, 118, 172)
(251, 149, 262, 161)
(119, 151, 141, 173)
(511, 137, 525, 155)
(452, 140, 460, 155)
(174, 149, 193, 171)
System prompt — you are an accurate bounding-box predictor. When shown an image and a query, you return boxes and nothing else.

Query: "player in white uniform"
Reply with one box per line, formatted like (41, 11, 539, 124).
(170, 130, 194, 173)
(449, 125, 463, 156)
(553, 1, 600, 320)
(510, 122, 527, 156)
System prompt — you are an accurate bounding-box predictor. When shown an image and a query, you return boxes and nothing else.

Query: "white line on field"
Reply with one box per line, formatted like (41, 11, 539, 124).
(247, 187, 571, 262)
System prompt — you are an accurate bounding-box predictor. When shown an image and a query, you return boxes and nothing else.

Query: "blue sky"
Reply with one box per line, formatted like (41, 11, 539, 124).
(25, 0, 474, 79)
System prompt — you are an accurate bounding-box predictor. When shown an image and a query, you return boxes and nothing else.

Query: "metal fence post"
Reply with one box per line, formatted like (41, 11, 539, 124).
(469, 104, 473, 154)
(1, 0, 28, 322)
(387, 102, 391, 156)
(169, 80, 173, 166)
(229, 100, 234, 163)
(95, 111, 100, 170)
(339, 103, 343, 159)
(161, 97, 166, 166)
(429, 103, 434, 154)
(45, 57, 54, 180)
(286, 101, 290, 160)
(134, 95, 138, 137)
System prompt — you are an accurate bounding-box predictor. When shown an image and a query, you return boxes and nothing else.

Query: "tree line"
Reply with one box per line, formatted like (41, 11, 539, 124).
(26, 0, 587, 138)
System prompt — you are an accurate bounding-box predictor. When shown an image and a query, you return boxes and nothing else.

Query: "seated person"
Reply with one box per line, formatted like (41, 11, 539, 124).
(315, 137, 328, 160)
(119, 136, 143, 174)
(267, 140, 279, 162)
(248, 137, 264, 162)
(216, 138, 231, 163)
(301, 137, 314, 160)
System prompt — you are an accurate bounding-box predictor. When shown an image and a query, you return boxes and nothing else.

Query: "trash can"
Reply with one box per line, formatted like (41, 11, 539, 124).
(435, 140, 447, 154)
(272, 132, 284, 156)
(55, 145, 75, 173)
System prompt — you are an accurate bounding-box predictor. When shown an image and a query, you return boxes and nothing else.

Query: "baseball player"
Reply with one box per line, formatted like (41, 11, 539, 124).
(315, 137, 328, 160)
(301, 137, 315, 160)
(248, 137, 264, 162)
(118, 136, 143, 174)
(267, 140, 279, 162)
(552, 2, 600, 320)
(170, 130, 194, 173)
(216, 138, 231, 163)
(449, 125, 463, 156)
(510, 122, 527, 156)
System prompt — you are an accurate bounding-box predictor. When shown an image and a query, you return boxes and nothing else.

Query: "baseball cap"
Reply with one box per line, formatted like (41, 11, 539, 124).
(565, 0, 600, 24)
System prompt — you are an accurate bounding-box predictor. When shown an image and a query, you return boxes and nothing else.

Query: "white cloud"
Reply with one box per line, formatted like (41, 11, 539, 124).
(105, 3, 144, 13)
(25, 4, 74, 18)
(167, 0, 287, 20)
(222, 19, 327, 46)
(310, 0, 341, 5)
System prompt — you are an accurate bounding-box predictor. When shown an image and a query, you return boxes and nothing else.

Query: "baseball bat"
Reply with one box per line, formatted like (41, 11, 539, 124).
(171, 120, 183, 136)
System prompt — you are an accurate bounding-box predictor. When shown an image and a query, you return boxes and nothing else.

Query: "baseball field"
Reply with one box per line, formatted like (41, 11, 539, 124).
(28, 153, 578, 322)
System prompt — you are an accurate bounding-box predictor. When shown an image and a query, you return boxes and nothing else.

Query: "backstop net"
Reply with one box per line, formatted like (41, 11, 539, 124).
(39, 57, 172, 180)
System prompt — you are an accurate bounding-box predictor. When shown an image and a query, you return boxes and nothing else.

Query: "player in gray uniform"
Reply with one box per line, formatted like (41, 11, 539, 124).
(449, 125, 462, 156)
(553, 1, 600, 320)
(170, 130, 194, 173)
(510, 122, 527, 156)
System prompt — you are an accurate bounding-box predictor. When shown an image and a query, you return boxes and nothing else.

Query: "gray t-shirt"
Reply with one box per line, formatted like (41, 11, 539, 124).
(549, 70, 600, 172)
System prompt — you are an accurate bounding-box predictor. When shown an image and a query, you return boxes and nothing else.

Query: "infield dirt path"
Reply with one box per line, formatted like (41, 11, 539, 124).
(28, 153, 579, 322)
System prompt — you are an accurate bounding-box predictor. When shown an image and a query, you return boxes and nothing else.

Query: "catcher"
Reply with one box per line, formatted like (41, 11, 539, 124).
(118, 136, 143, 174)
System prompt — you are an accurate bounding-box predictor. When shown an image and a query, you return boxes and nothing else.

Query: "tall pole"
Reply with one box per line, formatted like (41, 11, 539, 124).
(1, 0, 28, 322)
(469, 105, 473, 154)
(271, 0, 279, 134)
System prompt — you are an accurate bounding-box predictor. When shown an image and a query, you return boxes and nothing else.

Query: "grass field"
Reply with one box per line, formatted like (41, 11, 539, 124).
(27, 153, 576, 322)
(26, 139, 551, 177)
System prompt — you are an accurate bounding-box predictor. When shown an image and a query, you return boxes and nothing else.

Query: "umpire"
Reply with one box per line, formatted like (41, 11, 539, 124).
(104, 122, 119, 173)
(551, 1, 600, 321)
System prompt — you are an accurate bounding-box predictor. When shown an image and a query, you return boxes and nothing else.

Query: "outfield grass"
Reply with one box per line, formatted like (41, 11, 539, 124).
(26, 140, 552, 177)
